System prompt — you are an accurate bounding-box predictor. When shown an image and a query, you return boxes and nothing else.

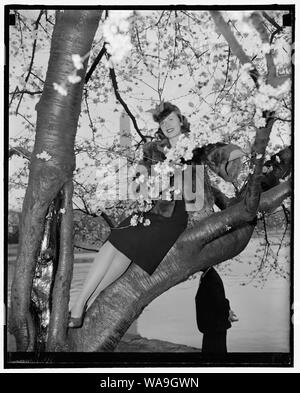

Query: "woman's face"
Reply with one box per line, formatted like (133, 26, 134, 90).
(159, 111, 182, 140)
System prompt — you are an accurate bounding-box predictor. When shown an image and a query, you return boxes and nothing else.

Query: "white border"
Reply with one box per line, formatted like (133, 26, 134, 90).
(1, 0, 298, 374)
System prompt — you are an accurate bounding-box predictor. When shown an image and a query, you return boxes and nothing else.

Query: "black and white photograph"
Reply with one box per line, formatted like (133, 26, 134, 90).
(3, 2, 295, 371)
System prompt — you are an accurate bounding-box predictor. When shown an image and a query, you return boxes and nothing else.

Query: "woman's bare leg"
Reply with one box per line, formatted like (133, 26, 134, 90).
(87, 252, 131, 308)
(70, 241, 119, 318)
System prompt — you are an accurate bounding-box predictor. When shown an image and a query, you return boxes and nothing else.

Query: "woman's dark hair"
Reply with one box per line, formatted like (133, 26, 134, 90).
(152, 101, 190, 141)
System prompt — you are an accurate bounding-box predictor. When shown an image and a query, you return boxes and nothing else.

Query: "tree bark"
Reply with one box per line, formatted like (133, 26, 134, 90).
(46, 180, 74, 351)
(10, 10, 102, 352)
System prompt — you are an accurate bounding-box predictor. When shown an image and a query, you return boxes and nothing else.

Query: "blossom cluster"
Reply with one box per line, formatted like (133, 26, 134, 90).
(207, 166, 236, 198)
(164, 134, 195, 163)
(52, 52, 87, 96)
(36, 151, 52, 161)
(130, 214, 151, 227)
(146, 134, 198, 201)
(251, 79, 291, 127)
(53, 82, 67, 96)
(102, 11, 133, 64)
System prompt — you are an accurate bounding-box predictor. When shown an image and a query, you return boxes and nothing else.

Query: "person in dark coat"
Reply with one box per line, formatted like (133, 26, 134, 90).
(195, 266, 238, 354)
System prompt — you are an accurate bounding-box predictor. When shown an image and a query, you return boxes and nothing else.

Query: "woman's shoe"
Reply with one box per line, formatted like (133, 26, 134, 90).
(68, 305, 87, 328)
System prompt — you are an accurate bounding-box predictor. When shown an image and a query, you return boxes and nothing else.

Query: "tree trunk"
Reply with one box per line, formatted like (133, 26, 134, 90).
(10, 10, 102, 351)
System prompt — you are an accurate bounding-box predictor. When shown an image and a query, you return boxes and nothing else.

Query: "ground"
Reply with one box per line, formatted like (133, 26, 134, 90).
(7, 331, 201, 352)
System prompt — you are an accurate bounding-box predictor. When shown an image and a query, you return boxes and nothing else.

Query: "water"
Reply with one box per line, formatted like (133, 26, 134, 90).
(7, 235, 291, 352)
(137, 236, 291, 352)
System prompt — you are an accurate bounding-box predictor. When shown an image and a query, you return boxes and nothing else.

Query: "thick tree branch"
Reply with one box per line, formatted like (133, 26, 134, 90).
(259, 180, 291, 213)
(211, 143, 291, 210)
(211, 186, 232, 210)
(262, 11, 283, 44)
(262, 11, 282, 31)
(181, 116, 276, 249)
(209, 11, 260, 87)
(250, 12, 289, 87)
(9, 146, 31, 160)
(47, 180, 74, 351)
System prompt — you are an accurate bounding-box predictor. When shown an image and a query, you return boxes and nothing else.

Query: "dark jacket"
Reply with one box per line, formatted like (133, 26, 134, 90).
(195, 267, 231, 333)
(138, 139, 210, 217)
(138, 139, 243, 218)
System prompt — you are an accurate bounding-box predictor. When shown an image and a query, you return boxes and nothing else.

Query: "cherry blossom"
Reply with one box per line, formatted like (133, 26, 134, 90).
(102, 10, 133, 63)
(53, 82, 67, 96)
(36, 151, 52, 161)
(130, 214, 138, 226)
(143, 219, 151, 226)
(68, 74, 82, 84)
(71, 54, 84, 70)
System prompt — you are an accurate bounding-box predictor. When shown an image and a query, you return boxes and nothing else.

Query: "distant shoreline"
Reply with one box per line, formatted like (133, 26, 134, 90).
(7, 331, 201, 353)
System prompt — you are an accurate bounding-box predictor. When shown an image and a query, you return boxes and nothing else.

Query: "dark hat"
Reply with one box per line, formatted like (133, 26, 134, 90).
(150, 101, 182, 123)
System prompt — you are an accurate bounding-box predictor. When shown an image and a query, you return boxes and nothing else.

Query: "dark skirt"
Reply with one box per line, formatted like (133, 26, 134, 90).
(107, 199, 188, 275)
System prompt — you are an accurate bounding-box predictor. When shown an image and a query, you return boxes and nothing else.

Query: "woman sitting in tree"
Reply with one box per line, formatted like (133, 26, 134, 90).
(68, 101, 244, 328)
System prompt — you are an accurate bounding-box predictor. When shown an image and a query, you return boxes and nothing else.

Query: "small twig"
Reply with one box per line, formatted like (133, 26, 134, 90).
(160, 13, 179, 93)
(45, 11, 55, 26)
(9, 89, 43, 96)
(155, 10, 166, 26)
(100, 211, 116, 229)
(9, 145, 32, 160)
(15, 11, 44, 114)
(74, 244, 99, 252)
(9, 86, 20, 107)
(17, 113, 35, 128)
(274, 117, 292, 123)
(25, 10, 44, 84)
(85, 43, 106, 83)
(262, 213, 270, 247)
(30, 71, 45, 84)
(83, 89, 96, 143)
(107, 56, 146, 142)
(216, 46, 231, 105)
(15, 11, 31, 31)
(134, 26, 156, 78)
(73, 206, 115, 229)
(73, 187, 93, 215)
